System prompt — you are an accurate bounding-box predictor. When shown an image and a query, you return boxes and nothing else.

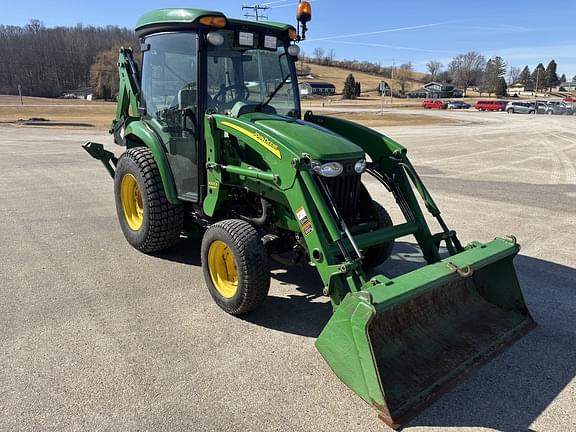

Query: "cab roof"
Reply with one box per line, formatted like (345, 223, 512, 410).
(136, 8, 295, 37)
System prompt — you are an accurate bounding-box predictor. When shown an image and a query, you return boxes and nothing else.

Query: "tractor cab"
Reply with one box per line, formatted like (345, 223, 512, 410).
(129, 10, 303, 201)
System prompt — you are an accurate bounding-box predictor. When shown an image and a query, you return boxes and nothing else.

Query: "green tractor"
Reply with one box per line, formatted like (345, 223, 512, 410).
(83, 4, 535, 428)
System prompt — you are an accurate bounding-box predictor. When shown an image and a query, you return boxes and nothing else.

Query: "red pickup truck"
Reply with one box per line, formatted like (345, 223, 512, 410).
(422, 100, 446, 109)
(475, 100, 507, 111)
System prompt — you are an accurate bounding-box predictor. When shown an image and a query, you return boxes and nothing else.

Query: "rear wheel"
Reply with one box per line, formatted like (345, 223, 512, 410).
(114, 147, 184, 253)
(201, 220, 270, 315)
(507, 108, 514, 114)
(362, 202, 395, 270)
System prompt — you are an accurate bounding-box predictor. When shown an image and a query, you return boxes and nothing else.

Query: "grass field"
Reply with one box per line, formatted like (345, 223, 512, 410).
(0, 95, 453, 129)
(301, 61, 423, 93)
(0, 96, 115, 129)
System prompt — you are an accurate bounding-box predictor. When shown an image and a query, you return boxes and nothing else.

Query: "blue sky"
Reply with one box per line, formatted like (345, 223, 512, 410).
(2, 0, 575, 78)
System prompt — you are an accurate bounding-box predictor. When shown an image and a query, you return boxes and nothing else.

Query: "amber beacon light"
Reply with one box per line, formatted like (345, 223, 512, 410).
(296, 1, 312, 40)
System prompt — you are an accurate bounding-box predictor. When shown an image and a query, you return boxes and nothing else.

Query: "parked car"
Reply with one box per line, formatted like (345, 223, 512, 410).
(562, 96, 575, 103)
(475, 100, 507, 111)
(446, 101, 471, 109)
(535, 101, 548, 114)
(505, 101, 536, 114)
(545, 101, 567, 115)
(422, 99, 446, 109)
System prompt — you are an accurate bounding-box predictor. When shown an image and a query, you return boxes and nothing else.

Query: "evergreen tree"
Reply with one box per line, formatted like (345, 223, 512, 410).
(531, 63, 546, 91)
(355, 81, 361, 97)
(545, 60, 559, 90)
(495, 77, 507, 96)
(572, 75, 576, 82)
(492, 56, 507, 78)
(343, 73, 356, 99)
(519, 66, 532, 89)
(480, 56, 506, 95)
(559, 74, 567, 83)
(479, 59, 495, 95)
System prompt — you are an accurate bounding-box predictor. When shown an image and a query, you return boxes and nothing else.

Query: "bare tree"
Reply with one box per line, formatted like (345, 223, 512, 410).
(508, 66, 521, 85)
(396, 62, 414, 94)
(0, 20, 136, 97)
(448, 51, 486, 96)
(326, 49, 336, 66)
(312, 47, 324, 63)
(426, 60, 443, 82)
(90, 43, 141, 99)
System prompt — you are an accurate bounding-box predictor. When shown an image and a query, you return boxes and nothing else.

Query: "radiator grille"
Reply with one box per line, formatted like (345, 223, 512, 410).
(324, 173, 362, 221)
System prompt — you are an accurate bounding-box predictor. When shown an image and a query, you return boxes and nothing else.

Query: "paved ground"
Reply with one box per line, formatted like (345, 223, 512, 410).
(0, 110, 574, 431)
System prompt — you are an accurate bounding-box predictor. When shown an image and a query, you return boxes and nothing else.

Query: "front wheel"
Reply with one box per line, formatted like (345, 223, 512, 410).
(507, 108, 514, 114)
(362, 202, 395, 270)
(114, 147, 184, 253)
(201, 220, 270, 315)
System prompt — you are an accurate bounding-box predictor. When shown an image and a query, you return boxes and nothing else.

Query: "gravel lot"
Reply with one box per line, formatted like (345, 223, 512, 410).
(1, 110, 574, 431)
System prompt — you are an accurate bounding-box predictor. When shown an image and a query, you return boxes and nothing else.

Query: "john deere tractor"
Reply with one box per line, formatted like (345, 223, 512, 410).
(83, 3, 535, 427)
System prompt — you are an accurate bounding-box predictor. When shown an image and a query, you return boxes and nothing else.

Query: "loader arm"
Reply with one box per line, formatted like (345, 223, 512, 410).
(204, 111, 535, 428)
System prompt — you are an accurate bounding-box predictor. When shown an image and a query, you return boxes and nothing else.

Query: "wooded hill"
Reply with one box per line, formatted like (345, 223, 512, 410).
(0, 21, 136, 97)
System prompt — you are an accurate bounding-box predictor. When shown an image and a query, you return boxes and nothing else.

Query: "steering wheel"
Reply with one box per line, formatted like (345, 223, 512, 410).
(212, 84, 251, 110)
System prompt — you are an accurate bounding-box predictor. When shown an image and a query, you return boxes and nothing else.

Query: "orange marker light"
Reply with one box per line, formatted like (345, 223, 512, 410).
(296, 1, 312, 23)
(199, 16, 227, 28)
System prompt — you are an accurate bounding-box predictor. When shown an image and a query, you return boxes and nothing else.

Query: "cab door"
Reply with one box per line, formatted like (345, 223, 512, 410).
(141, 32, 200, 202)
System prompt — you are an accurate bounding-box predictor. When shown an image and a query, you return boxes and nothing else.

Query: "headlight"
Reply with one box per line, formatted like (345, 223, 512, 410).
(312, 161, 343, 177)
(287, 44, 301, 56)
(206, 32, 224, 46)
(354, 158, 367, 173)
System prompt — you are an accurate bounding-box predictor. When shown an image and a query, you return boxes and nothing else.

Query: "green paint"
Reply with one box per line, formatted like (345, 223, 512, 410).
(136, 8, 294, 34)
(124, 121, 180, 204)
(81, 8, 536, 426)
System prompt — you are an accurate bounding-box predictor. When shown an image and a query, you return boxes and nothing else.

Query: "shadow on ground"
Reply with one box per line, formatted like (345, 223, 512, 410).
(406, 249, 576, 431)
(153, 238, 575, 431)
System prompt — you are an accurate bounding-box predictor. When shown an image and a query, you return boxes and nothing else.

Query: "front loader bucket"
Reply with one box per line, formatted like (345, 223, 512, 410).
(316, 238, 535, 429)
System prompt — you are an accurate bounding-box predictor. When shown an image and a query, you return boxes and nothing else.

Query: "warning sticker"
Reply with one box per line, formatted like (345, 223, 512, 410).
(296, 207, 313, 235)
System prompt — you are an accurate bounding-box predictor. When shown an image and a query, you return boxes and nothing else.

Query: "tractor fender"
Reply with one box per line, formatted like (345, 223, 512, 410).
(124, 120, 180, 205)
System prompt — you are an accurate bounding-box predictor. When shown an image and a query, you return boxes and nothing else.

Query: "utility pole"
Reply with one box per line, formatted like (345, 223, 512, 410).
(390, 59, 395, 105)
(242, 4, 270, 21)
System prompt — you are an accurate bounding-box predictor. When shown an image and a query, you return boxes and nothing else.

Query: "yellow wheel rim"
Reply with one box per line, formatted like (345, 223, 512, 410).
(208, 240, 239, 298)
(120, 174, 144, 231)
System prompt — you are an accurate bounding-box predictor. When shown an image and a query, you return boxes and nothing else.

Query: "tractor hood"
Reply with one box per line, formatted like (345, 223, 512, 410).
(236, 113, 364, 161)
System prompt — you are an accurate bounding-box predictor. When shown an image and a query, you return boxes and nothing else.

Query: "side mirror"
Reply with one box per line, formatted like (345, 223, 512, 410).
(296, 1, 312, 40)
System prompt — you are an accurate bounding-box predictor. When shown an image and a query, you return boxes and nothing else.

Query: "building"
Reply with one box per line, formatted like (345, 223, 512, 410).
(407, 82, 463, 99)
(61, 86, 95, 100)
(299, 82, 336, 96)
(508, 83, 526, 93)
(560, 81, 576, 92)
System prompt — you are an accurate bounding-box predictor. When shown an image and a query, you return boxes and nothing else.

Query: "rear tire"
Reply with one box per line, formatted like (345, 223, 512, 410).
(507, 108, 514, 114)
(201, 220, 270, 315)
(362, 202, 395, 270)
(114, 147, 184, 253)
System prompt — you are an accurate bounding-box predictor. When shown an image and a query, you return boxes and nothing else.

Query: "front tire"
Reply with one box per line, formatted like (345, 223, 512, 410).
(201, 220, 270, 315)
(362, 202, 395, 270)
(114, 147, 184, 253)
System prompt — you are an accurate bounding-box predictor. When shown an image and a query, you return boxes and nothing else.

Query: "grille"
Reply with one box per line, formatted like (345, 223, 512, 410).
(324, 173, 362, 221)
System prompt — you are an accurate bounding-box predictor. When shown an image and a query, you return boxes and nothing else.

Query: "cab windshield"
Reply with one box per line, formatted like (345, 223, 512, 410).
(207, 30, 298, 117)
